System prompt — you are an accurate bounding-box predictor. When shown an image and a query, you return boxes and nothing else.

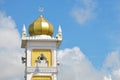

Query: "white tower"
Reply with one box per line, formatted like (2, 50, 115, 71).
(21, 15, 62, 80)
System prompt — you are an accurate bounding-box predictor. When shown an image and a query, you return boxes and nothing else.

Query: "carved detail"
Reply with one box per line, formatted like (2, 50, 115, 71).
(35, 54, 48, 67)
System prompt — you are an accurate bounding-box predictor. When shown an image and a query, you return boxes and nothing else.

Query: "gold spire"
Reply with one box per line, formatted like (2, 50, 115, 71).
(28, 16, 54, 36)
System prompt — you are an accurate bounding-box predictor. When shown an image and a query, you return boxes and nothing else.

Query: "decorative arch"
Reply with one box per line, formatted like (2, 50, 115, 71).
(31, 49, 52, 67)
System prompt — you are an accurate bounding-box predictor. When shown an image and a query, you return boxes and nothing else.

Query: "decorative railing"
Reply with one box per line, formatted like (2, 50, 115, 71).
(27, 67, 57, 73)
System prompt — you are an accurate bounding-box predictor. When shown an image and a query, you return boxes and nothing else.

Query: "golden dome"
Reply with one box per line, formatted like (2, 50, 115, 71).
(29, 15, 54, 36)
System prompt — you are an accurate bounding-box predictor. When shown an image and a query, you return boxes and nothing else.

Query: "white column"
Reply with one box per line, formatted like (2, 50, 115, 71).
(27, 74, 32, 80)
(53, 74, 57, 80)
(27, 49, 31, 67)
(53, 50, 57, 67)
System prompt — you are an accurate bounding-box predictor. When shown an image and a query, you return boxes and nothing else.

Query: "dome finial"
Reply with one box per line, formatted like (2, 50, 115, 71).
(38, 7, 44, 16)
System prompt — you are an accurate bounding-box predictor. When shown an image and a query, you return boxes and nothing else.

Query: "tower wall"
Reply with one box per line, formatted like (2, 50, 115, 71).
(21, 15, 62, 80)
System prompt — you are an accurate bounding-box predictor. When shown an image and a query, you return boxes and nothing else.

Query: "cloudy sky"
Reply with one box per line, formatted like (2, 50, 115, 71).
(0, 0, 120, 80)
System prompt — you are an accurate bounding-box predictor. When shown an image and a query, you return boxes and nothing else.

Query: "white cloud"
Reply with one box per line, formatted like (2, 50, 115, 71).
(113, 69, 120, 80)
(0, 12, 20, 49)
(0, 12, 24, 80)
(104, 75, 112, 80)
(103, 51, 120, 69)
(103, 51, 120, 80)
(71, 0, 96, 24)
(58, 47, 102, 80)
(58, 47, 120, 80)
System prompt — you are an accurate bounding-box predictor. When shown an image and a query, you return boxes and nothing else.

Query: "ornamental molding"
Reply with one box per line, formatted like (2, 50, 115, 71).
(27, 67, 57, 74)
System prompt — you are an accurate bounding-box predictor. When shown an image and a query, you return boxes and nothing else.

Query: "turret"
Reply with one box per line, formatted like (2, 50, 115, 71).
(56, 25, 62, 40)
(21, 13, 62, 80)
(22, 24, 27, 39)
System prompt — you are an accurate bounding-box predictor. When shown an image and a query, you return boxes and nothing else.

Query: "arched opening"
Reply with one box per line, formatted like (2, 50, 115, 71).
(31, 49, 52, 67)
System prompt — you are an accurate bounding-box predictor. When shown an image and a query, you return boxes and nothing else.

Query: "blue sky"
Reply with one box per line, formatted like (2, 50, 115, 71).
(0, 0, 120, 80)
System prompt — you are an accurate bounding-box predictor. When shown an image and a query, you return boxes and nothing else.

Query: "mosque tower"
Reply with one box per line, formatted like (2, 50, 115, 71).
(21, 11, 62, 80)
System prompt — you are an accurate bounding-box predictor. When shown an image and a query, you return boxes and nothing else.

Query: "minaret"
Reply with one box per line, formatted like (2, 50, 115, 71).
(21, 13, 62, 80)
(56, 25, 62, 40)
(22, 24, 27, 39)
